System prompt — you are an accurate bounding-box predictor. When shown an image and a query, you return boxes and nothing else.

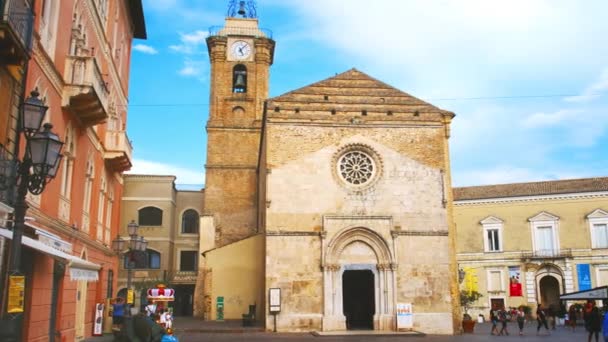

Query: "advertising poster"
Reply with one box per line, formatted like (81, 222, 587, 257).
(7, 275, 25, 313)
(509, 266, 522, 296)
(396, 303, 413, 330)
(577, 264, 592, 290)
(93, 303, 104, 336)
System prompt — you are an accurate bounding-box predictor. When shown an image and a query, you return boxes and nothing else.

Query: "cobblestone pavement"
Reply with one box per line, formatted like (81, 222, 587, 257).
(178, 323, 588, 342)
(86, 321, 591, 341)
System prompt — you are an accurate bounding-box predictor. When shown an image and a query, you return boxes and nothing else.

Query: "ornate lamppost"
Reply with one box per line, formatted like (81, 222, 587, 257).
(2, 89, 64, 342)
(112, 220, 147, 317)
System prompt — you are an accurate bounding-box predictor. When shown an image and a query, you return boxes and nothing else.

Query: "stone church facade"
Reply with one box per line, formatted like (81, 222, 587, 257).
(190, 13, 460, 334)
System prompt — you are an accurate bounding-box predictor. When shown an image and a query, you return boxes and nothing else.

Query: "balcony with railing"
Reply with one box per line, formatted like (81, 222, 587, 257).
(0, 0, 33, 65)
(521, 248, 572, 260)
(104, 130, 132, 172)
(63, 56, 110, 127)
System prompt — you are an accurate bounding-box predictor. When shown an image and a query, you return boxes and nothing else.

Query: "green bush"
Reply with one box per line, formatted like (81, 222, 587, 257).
(460, 290, 483, 316)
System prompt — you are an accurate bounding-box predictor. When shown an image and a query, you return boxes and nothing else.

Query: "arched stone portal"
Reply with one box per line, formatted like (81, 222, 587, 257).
(322, 227, 396, 331)
(535, 264, 563, 310)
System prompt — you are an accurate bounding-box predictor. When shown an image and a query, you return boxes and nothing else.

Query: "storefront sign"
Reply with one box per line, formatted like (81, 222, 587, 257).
(7, 276, 25, 313)
(269, 288, 281, 313)
(396, 303, 413, 330)
(577, 264, 592, 291)
(509, 266, 522, 296)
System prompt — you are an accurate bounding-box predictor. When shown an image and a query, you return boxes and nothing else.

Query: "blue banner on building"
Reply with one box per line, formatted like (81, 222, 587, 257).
(577, 264, 592, 291)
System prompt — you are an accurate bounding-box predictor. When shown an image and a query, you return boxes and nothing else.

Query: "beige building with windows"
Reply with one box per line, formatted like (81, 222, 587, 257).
(454, 178, 608, 317)
(118, 175, 204, 317)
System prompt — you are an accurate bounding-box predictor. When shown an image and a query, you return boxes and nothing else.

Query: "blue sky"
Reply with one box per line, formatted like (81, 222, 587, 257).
(127, 0, 608, 188)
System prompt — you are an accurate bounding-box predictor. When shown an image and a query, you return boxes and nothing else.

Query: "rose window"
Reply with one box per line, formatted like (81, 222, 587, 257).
(338, 151, 375, 186)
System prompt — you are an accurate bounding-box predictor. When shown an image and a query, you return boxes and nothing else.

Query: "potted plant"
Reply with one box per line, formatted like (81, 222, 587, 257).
(460, 290, 483, 333)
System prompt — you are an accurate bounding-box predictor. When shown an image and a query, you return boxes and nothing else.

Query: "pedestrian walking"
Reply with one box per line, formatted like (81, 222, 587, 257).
(536, 303, 550, 335)
(111, 297, 126, 330)
(516, 306, 526, 336)
(498, 306, 509, 336)
(569, 304, 578, 332)
(588, 306, 602, 342)
(490, 306, 500, 335)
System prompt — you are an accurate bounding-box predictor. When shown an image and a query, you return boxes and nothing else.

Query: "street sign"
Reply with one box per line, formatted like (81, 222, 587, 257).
(217, 296, 224, 321)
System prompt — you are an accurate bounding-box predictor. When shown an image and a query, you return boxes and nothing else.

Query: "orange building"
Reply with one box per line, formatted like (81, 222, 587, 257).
(0, 0, 145, 341)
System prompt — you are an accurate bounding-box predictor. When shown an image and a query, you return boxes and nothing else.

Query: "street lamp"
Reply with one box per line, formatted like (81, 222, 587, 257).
(458, 268, 466, 284)
(3, 89, 64, 341)
(112, 220, 147, 317)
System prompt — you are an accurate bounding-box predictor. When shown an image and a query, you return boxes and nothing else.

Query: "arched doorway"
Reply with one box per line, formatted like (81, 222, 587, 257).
(343, 269, 375, 329)
(535, 264, 563, 311)
(322, 227, 396, 331)
(539, 276, 560, 309)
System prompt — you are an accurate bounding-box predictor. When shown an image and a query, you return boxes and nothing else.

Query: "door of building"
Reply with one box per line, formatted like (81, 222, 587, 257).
(342, 270, 375, 330)
(75, 280, 87, 340)
(539, 276, 560, 309)
(490, 298, 505, 309)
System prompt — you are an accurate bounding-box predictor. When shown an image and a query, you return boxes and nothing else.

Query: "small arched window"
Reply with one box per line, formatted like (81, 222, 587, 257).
(182, 209, 199, 234)
(138, 206, 162, 226)
(232, 64, 247, 93)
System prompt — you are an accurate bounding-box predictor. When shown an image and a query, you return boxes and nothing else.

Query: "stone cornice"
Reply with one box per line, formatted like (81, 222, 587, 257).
(266, 231, 321, 236)
(32, 38, 64, 95)
(265, 119, 444, 129)
(391, 230, 448, 237)
(454, 191, 608, 206)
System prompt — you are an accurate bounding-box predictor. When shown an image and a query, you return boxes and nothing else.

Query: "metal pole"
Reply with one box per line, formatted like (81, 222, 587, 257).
(1, 160, 31, 342)
(126, 257, 132, 317)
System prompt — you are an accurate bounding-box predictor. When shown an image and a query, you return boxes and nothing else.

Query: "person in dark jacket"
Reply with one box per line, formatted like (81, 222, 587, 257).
(587, 306, 602, 342)
(536, 303, 550, 335)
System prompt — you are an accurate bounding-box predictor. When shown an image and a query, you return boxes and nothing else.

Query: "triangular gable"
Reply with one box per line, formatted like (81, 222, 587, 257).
(267, 68, 454, 116)
(528, 211, 560, 222)
(480, 216, 504, 225)
(587, 209, 608, 219)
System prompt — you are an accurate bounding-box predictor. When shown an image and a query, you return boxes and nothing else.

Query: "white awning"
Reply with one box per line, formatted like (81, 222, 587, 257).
(0, 228, 101, 281)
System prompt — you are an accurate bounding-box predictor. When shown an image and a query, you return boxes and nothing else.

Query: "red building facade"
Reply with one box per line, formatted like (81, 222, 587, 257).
(0, 1, 145, 340)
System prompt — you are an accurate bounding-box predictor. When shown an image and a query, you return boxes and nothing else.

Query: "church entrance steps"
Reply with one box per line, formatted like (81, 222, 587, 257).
(311, 330, 425, 337)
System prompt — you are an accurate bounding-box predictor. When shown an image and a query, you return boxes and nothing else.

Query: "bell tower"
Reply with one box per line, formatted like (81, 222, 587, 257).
(204, 1, 275, 246)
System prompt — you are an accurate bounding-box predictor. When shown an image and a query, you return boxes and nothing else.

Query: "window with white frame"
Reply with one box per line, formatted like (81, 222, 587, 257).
(96, 176, 106, 241)
(104, 189, 113, 245)
(60, 124, 76, 199)
(529, 212, 559, 257)
(40, 0, 60, 58)
(597, 267, 608, 287)
(81, 158, 94, 232)
(487, 269, 503, 292)
(588, 209, 608, 249)
(481, 216, 503, 252)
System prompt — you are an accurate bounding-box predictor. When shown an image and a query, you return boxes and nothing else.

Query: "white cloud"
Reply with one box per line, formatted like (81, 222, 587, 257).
(522, 109, 583, 128)
(128, 159, 205, 186)
(177, 59, 206, 78)
(565, 68, 608, 103)
(169, 30, 209, 55)
(453, 165, 583, 187)
(133, 44, 158, 55)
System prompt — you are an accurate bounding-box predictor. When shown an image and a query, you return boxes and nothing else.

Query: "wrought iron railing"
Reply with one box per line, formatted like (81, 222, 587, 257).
(521, 248, 572, 259)
(0, 0, 35, 52)
(208, 25, 273, 39)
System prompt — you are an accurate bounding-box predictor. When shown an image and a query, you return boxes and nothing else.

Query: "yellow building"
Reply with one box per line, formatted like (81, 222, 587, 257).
(119, 175, 204, 316)
(454, 177, 608, 316)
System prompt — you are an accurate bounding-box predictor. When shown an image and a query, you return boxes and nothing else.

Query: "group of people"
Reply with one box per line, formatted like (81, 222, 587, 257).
(488, 301, 608, 341)
(145, 301, 174, 328)
(489, 305, 527, 336)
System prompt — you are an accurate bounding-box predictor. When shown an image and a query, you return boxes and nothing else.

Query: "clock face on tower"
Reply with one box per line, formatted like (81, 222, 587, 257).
(231, 40, 252, 60)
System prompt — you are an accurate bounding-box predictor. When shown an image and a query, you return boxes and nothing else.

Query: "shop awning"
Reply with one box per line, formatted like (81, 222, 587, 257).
(0, 228, 101, 281)
(559, 286, 608, 300)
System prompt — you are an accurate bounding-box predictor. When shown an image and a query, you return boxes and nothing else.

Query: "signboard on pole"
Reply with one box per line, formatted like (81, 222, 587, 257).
(396, 303, 413, 330)
(216, 296, 224, 321)
(127, 289, 134, 304)
(7, 275, 25, 313)
(269, 288, 281, 313)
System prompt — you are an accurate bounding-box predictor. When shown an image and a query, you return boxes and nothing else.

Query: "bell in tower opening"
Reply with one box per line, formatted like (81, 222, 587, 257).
(232, 65, 247, 93)
(227, 0, 257, 18)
